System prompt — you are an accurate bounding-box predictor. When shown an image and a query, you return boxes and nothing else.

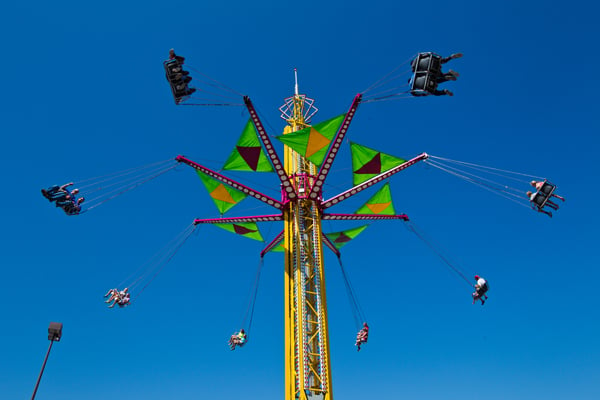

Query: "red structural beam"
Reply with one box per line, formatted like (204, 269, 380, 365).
(194, 214, 284, 225)
(321, 152, 428, 209)
(322, 213, 409, 221)
(243, 96, 297, 201)
(307, 94, 362, 201)
(176, 155, 284, 210)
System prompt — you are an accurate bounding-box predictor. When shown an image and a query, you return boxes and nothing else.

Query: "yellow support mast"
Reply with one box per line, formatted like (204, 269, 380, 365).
(282, 70, 333, 400)
(239, 71, 361, 399)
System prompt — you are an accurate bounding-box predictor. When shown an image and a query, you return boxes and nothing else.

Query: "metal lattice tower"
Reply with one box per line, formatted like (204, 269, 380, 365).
(280, 78, 333, 399)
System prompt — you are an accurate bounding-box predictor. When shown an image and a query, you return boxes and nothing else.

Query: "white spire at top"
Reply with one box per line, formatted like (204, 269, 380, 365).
(279, 68, 318, 123)
(294, 68, 298, 96)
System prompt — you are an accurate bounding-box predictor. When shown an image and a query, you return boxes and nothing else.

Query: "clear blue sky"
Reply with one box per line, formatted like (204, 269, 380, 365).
(1, 1, 598, 399)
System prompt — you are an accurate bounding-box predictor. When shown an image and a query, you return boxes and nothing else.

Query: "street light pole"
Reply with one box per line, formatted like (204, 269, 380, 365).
(31, 322, 62, 400)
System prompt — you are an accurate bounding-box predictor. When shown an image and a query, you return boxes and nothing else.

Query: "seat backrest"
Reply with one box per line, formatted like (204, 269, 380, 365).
(411, 72, 438, 93)
(540, 182, 556, 196)
(532, 192, 548, 207)
(415, 52, 442, 75)
(415, 53, 432, 72)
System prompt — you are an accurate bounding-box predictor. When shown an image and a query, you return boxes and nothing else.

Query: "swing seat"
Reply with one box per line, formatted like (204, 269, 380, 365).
(413, 52, 442, 75)
(531, 181, 556, 209)
(531, 192, 549, 208)
(538, 181, 556, 197)
(410, 52, 443, 96)
(164, 59, 183, 79)
(410, 72, 439, 96)
(164, 60, 194, 103)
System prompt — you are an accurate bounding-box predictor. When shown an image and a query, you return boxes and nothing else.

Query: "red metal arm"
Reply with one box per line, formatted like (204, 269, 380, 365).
(194, 214, 283, 225)
(308, 94, 362, 201)
(321, 152, 428, 209)
(176, 155, 284, 210)
(243, 96, 297, 201)
(322, 213, 409, 221)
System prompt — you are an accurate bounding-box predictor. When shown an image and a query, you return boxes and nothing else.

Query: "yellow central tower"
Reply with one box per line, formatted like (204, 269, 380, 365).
(281, 72, 333, 400)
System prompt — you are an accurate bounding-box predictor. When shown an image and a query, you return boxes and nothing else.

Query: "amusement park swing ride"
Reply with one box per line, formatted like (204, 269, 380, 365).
(42, 50, 565, 400)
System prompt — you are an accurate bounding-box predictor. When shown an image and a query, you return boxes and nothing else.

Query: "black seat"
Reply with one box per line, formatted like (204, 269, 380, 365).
(539, 181, 556, 196)
(410, 52, 444, 96)
(410, 71, 439, 96)
(531, 192, 548, 208)
(413, 52, 442, 75)
(164, 59, 188, 82)
(164, 59, 194, 103)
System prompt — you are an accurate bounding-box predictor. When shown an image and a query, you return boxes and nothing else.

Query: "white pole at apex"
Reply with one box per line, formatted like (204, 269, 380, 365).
(294, 68, 299, 96)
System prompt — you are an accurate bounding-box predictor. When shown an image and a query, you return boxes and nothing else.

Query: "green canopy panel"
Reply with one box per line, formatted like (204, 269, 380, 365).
(223, 119, 274, 172)
(213, 222, 264, 242)
(325, 225, 369, 249)
(355, 182, 396, 215)
(197, 171, 247, 214)
(276, 114, 346, 167)
(351, 142, 407, 185)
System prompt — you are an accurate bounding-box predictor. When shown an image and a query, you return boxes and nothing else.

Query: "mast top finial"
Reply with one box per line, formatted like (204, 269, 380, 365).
(294, 68, 298, 96)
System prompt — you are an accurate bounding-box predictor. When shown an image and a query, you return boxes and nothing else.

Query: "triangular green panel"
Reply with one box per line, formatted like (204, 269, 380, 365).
(223, 119, 274, 172)
(355, 183, 396, 215)
(213, 222, 264, 242)
(351, 142, 407, 185)
(276, 114, 346, 167)
(325, 225, 368, 249)
(197, 171, 247, 214)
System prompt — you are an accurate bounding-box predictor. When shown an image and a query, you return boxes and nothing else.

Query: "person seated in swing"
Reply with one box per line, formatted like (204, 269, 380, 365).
(530, 181, 565, 201)
(57, 196, 85, 215)
(108, 288, 129, 308)
(168, 48, 185, 64)
(174, 87, 197, 104)
(229, 329, 247, 350)
(104, 288, 118, 301)
(435, 70, 459, 84)
(431, 54, 461, 90)
(117, 291, 131, 308)
(440, 53, 463, 64)
(409, 52, 461, 97)
(171, 74, 192, 87)
(409, 72, 454, 96)
(526, 190, 558, 218)
(104, 288, 121, 305)
(472, 275, 488, 305)
(42, 183, 78, 202)
(170, 66, 189, 76)
(175, 80, 193, 91)
(410, 52, 462, 72)
(105, 287, 129, 308)
(355, 322, 369, 351)
(430, 88, 454, 96)
(409, 74, 454, 97)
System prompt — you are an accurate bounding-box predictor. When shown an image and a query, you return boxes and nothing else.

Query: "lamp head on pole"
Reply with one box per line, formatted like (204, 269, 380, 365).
(48, 322, 62, 342)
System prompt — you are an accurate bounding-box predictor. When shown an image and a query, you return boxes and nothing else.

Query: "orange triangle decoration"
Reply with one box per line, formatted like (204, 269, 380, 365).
(366, 202, 392, 214)
(210, 184, 236, 204)
(305, 128, 331, 158)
